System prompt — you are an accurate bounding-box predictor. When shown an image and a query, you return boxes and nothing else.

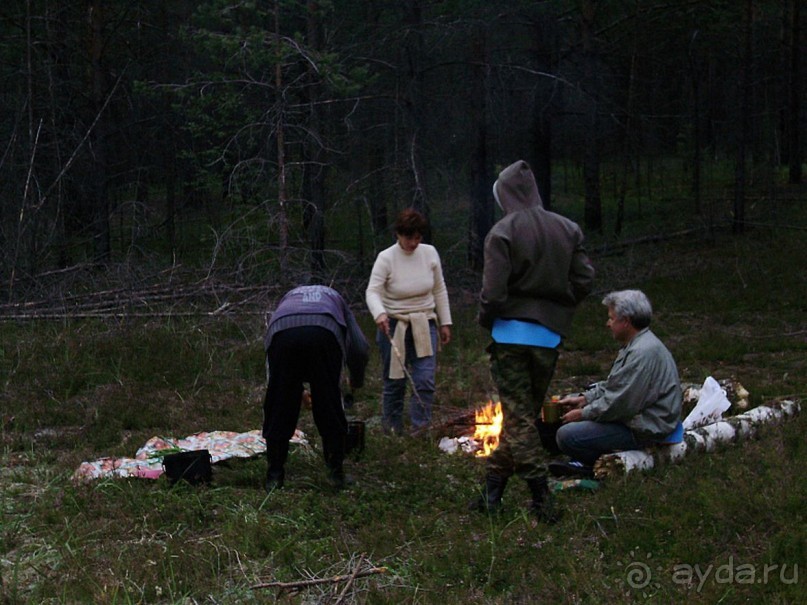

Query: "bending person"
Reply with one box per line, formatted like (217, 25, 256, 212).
(263, 285, 369, 491)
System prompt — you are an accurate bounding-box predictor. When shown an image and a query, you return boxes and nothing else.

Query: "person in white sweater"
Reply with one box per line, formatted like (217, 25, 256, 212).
(365, 209, 452, 434)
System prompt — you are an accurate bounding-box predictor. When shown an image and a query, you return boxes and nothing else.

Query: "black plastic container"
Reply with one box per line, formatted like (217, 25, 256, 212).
(162, 449, 213, 485)
(536, 419, 562, 455)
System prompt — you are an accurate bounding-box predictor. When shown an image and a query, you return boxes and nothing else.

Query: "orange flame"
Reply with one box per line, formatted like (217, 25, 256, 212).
(473, 401, 503, 457)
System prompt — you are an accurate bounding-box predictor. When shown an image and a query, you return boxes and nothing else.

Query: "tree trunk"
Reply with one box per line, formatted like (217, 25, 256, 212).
(367, 143, 388, 243)
(304, 0, 326, 274)
(468, 28, 491, 272)
(733, 0, 754, 235)
(158, 2, 177, 257)
(594, 400, 801, 478)
(581, 0, 602, 234)
(88, 0, 111, 263)
(786, 0, 802, 184)
(530, 16, 555, 211)
(273, 0, 289, 269)
(688, 30, 703, 217)
(164, 152, 177, 255)
(615, 2, 639, 237)
(402, 0, 430, 239)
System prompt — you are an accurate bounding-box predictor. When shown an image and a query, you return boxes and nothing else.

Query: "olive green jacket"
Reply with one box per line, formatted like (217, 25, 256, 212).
(479, 160, 595, 336)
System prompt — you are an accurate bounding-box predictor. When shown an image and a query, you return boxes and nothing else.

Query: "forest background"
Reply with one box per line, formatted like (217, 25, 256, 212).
(0, 0, 804, 302)
(0, 1, 805, 603)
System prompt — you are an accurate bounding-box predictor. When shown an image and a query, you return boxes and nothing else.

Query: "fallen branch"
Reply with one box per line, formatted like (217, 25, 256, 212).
(334, 555, 366, 605)
(589, 225, 718, 257)
(0, 310, 266, 321)
(593, 399, 801, 479)
(0, 278, 275, 321)
(250, 565, 387, 592)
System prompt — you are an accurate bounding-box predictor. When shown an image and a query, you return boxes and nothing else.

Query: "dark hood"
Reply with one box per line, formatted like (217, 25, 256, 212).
(492, 160, 544, 214)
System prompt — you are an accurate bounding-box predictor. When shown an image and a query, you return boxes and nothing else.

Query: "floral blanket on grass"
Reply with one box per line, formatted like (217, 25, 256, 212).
(73, 429, 308, 482)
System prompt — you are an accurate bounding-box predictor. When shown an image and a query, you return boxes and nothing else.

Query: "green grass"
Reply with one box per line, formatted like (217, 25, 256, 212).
(1, 218, 806, 603)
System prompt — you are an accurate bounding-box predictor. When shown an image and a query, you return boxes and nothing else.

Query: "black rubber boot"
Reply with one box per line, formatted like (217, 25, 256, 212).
(265, 450, 285, 492)
(326, 462, 354, 490)
(327, 464, 345, 490)
(265, 467, 285, 492)
(526, 477, 561, 524)
(469, 474, 508, 513)
(324, 443, 352, 490)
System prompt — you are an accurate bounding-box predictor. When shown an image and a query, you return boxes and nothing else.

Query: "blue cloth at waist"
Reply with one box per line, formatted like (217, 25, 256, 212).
(492, 318, 561, 348)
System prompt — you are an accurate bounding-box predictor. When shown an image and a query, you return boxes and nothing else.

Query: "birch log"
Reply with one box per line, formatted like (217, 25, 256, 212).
(593, 399, 801, 479)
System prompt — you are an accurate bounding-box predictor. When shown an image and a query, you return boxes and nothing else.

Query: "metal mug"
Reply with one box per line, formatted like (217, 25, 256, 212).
(346, 420, 365, 458)
(541, 400, 564, 424)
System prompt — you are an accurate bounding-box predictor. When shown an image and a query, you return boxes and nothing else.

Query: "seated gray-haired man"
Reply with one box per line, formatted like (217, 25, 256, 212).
(551, 289, 682, 478)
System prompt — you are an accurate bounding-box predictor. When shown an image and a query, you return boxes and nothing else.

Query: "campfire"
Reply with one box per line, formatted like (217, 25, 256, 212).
(473, 401, 503, 456)
(435, 400, 504, 456)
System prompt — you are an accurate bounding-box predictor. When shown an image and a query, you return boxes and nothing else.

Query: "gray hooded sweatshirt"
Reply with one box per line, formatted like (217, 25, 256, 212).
(479, 160, 595, 336)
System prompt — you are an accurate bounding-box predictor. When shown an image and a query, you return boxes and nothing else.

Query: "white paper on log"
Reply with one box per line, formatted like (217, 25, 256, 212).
(683, 376, 732, 430)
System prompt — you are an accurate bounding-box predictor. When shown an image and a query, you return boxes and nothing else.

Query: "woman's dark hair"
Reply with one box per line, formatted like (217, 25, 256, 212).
(394, 208, 428, 237)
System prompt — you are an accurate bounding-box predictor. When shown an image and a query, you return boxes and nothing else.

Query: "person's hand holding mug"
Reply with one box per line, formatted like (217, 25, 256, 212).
(559, 395, 586, 423)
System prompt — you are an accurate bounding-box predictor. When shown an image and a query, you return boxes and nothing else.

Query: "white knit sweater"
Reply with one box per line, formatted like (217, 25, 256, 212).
(365, 242, 452, 326)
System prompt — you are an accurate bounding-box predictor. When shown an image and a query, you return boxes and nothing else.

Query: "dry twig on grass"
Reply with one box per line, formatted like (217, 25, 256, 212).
(250, 558, 387, 598)
(334, 555, 367, 605)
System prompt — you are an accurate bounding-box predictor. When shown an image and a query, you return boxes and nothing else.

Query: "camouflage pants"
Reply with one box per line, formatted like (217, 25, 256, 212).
(485, 342, 558, 481)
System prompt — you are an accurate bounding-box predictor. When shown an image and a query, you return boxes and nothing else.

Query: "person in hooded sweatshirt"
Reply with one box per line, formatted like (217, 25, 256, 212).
(470, 160, 595, 522)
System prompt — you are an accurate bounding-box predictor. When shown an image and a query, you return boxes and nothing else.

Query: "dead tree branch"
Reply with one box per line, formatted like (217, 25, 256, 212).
(250, 565, 387, 593)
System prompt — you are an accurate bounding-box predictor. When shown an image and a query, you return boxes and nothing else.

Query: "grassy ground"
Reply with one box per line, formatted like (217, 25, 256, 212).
(1, 222, 805, 603)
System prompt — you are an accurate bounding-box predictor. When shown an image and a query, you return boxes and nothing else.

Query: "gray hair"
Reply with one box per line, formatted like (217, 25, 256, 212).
(602, 289, 653, 329)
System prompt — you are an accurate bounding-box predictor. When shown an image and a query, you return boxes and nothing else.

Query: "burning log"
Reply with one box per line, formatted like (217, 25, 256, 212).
(437, 400, 503, 456)
(473, 401, 503, 457)
(593, 399, 801, 479)
(425, 406, 479, 436)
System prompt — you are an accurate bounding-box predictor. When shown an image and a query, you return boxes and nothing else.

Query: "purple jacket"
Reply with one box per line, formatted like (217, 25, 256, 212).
(265, 285, 369, 388)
